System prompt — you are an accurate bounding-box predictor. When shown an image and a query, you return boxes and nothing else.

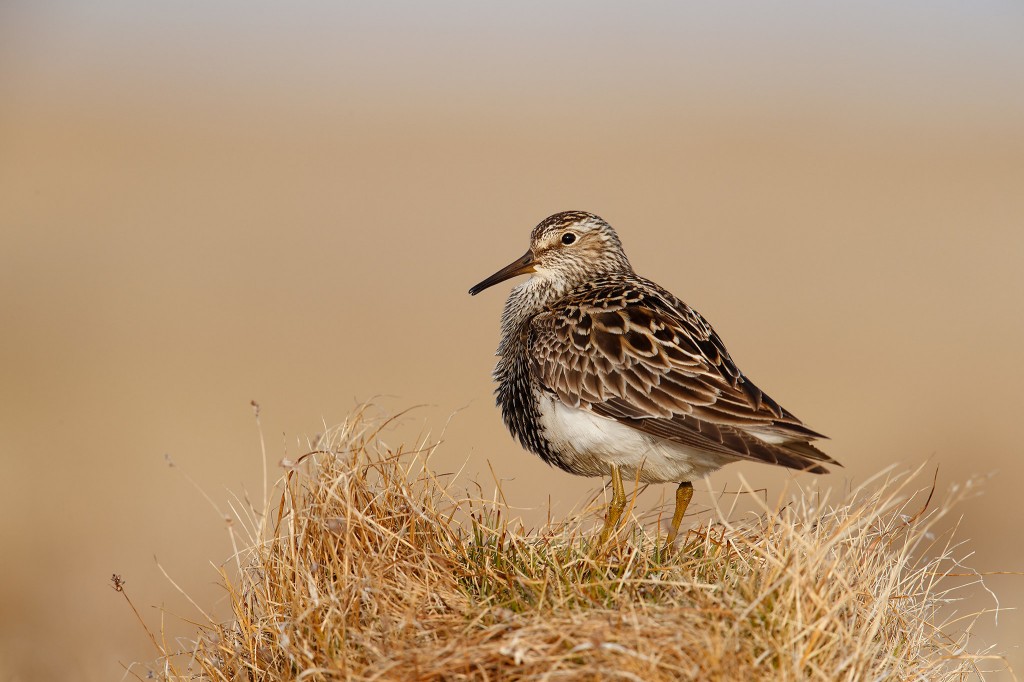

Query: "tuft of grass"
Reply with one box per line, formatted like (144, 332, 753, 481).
(137, 406, 1009, 681)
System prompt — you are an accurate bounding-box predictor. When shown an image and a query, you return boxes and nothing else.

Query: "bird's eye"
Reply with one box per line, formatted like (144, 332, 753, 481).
(561, 233, 577, 245)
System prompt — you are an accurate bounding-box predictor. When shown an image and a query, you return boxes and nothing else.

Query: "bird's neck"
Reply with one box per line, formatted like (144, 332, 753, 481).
(496, 275, 563, 357)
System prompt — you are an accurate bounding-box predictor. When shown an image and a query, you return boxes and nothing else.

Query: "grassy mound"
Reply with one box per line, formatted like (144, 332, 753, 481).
(136, 406, 1001, 680)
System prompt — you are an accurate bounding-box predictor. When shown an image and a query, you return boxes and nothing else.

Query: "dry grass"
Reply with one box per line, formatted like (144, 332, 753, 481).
(130, 405, 1009, 681)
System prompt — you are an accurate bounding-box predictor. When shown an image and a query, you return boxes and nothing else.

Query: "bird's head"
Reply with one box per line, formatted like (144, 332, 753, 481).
(469, 211, 632, 296)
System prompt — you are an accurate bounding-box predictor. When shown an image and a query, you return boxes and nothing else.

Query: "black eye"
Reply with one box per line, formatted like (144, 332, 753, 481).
(561, 233, 577, 245)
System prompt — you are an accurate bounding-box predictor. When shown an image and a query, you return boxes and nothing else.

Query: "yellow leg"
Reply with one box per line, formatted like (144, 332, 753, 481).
(666, 481, 693, 545)
(597, 464, 627, 545)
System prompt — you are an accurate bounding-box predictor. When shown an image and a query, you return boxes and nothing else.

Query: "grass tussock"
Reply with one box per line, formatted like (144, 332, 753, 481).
(141, 406, 1005, 681)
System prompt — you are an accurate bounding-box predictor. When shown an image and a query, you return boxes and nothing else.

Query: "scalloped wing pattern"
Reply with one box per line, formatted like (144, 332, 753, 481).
(528, 275, 836, 473)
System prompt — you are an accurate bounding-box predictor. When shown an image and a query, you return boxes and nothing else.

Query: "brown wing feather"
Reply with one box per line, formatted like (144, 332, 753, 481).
(528, 276, 837, 473)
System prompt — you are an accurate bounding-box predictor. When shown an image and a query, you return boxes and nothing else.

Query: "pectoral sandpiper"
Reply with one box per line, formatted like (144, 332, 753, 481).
(469, 211, 837, 544)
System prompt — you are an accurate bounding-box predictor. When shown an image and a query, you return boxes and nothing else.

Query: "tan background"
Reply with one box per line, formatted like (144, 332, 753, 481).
(1, 3, 1022, 679)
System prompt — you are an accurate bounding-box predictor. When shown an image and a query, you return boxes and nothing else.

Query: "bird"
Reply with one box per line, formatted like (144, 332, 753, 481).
(468, 211, 837, 545)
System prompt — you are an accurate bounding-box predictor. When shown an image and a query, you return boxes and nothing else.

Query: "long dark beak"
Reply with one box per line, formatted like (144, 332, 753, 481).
(468, 251, 535, 295)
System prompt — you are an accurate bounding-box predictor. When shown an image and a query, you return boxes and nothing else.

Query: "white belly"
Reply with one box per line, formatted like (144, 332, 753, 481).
(535, 395, 736, 483)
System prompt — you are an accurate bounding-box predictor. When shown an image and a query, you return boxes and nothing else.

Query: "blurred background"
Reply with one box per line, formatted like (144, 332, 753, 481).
(1, 1, 1022, 679)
